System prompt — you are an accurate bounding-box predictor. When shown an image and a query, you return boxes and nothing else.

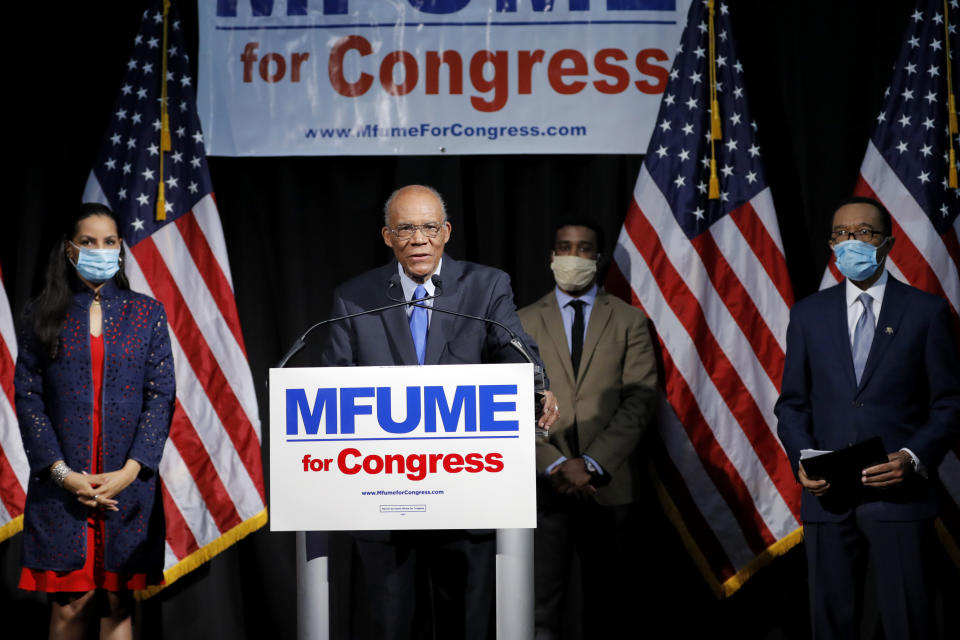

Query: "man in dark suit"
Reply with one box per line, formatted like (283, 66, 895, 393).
(518, 222, 657, 640)
(775, 196, 960, 639)
(321, 184, 559, 640)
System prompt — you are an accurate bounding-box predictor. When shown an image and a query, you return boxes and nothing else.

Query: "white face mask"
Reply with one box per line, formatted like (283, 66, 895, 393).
(550, 255, 597, 292)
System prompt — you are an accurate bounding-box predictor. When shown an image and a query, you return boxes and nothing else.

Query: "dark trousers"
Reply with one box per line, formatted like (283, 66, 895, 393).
(805, 513, 937, 640)
(349, 530, 495, 640)
(534, 482, 643, 640)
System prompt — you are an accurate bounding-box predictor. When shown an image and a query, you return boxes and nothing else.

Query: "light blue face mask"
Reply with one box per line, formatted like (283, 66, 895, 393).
(70, 242, 121, 283)
(832, 238, 888, 282)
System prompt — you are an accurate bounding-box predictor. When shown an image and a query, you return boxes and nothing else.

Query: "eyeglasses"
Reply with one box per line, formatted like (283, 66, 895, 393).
(830, 228, 885, 243)
(388, 223, 444, 239)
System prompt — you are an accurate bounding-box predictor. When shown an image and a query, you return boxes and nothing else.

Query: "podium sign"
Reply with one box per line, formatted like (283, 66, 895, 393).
(269, 363, 536, 531)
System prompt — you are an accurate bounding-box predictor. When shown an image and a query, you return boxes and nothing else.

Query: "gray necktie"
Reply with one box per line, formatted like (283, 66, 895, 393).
(852, 292, 875, 384)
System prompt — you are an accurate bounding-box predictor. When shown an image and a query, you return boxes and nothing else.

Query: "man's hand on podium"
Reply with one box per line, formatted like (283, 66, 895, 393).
(538, 390, 560, 430)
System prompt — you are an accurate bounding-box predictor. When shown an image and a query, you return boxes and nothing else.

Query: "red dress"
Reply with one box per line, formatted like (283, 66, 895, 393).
(19, 334, 152, 592)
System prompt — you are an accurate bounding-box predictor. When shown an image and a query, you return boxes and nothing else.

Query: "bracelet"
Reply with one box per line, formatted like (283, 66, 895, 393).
(50, 461, 72, 488)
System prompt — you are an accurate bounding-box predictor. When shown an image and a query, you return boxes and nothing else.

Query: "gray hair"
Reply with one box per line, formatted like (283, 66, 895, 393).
(383, 185, 448, 227)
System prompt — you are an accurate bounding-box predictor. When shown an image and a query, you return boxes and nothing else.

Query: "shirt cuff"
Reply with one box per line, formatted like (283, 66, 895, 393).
(582, 455, 604, 475)
(544, 456, 567, 476)
(899, 448, 926, 478)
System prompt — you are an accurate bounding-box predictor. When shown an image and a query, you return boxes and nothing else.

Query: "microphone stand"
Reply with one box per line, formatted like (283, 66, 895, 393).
(273, 291, 441, 370)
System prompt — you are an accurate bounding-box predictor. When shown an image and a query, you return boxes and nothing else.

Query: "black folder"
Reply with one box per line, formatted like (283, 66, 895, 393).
(801, 437, 889, 511)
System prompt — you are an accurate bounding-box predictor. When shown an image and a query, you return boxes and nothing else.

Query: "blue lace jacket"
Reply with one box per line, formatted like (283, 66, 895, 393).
(15, 279, 175, 573)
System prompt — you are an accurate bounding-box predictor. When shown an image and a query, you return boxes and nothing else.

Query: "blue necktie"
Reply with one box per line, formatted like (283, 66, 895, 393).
(852, 292, 875, 384)
(410, 285, 428, 365)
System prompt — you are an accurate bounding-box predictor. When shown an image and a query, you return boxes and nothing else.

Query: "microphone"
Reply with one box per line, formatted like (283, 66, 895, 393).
(385, 274, 549, 438)
(273, 276, 439, 370)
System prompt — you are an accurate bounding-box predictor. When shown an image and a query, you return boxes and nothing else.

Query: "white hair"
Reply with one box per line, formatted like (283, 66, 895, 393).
(383, 185, 448, 227)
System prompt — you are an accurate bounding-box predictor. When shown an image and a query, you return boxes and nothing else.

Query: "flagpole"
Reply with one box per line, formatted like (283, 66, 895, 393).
(944, 0, 957, 188)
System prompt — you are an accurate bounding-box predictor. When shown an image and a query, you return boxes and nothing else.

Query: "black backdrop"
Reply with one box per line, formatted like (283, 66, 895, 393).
(3, 1, 959, 638)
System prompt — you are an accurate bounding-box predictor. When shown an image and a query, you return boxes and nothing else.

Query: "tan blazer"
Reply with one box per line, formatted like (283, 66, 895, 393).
(519, 289, 658, 506)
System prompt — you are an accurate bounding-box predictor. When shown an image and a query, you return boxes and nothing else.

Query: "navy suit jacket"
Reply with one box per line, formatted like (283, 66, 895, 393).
(775, 276, 960, 523)
(321, 255, 544, 372)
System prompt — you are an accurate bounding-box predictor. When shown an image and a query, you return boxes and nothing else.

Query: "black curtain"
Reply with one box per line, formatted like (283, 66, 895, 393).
(4, 1, 958, 638)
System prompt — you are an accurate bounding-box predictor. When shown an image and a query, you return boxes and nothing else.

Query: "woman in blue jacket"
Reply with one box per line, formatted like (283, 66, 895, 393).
(15, 203, 175, 639)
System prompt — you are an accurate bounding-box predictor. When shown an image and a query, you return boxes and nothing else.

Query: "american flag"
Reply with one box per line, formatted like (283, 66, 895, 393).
(606, 0, 802, 596)
(82, 1, 267, 595)
(0, 265, 28, 543)
(820, 0, 960, 565)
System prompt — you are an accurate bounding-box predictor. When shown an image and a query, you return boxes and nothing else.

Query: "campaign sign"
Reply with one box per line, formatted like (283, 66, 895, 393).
(198, 0, 692, 155)
(269, 363, 536, 530)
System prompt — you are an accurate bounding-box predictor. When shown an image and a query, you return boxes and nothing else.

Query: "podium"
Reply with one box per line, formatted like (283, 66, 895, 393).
(270, 364, 537, 639)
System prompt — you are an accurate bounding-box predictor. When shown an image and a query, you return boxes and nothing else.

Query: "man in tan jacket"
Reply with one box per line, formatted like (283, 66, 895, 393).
(519, 221, 658, 639)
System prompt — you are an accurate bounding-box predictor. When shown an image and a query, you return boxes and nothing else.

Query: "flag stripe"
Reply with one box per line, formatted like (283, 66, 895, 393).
(0, 336, 14, 408)
(655, 394, 757, 569)
(152, 219, 259, 432)
(122, 246, 264, 520)
(714, 206, 790, 350)
(168, 400, 243, 533)
(728, 198, 794, 308)
(0, 445, 26, 520)
(623, 193, 800, 523)
(631, 175, 785, 430)
(0, 264, 26, 534)
(191, 195, 235, 292)
(857, 144, 960, 310)
(853, 177, 956, 314)
(174, 209, 248, 358)
(159, 442, 222, 548)
(940, 452, 960, 510)
(659, 346, 776, 552)
(938, 488, 960, 548)
(942, 229, 960, 279)
(613, 233, 784, 550)
(165, 331, 265, 519)
(693, 225, 785, 389)
(130, 239, 266, 502)
(160, 480, 200, 559)
(650, 430, 738, 581)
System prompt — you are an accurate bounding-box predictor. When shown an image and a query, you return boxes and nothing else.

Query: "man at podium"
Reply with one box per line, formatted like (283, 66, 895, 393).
(321, 184, 559, 640)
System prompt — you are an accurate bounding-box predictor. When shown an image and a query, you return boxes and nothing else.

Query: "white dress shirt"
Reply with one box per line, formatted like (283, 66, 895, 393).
(397, 259, 441, 324)
(844, 269, 886, 346)
(844, 270, 922, 473)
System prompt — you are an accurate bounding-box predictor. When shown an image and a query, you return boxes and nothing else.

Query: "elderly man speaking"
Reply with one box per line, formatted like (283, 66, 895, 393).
(322, 184, 558, 640)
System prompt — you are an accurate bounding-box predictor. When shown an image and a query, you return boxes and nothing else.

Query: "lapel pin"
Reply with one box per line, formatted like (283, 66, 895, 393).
(884, 326, 893, 335)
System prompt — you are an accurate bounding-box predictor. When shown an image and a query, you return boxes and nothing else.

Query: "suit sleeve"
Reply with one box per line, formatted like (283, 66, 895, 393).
(14, 316, 65, 473)
(129, 303, 176, 472)
(518, 307, 567, 471)
(484, 271, 550, 389)
(320, 288, 358, 367)
(904, 299, 960, 468)
(580, 309, 658, 475)
(775, 305, 817, 474)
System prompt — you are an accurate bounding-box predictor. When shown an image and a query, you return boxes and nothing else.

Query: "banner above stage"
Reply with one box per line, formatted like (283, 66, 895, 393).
(198, 0, 691, 156)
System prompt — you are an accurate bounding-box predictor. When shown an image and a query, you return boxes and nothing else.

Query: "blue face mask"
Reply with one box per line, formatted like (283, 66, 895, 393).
(833, 239, 887, 282)
(70, 242, 121, 283)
